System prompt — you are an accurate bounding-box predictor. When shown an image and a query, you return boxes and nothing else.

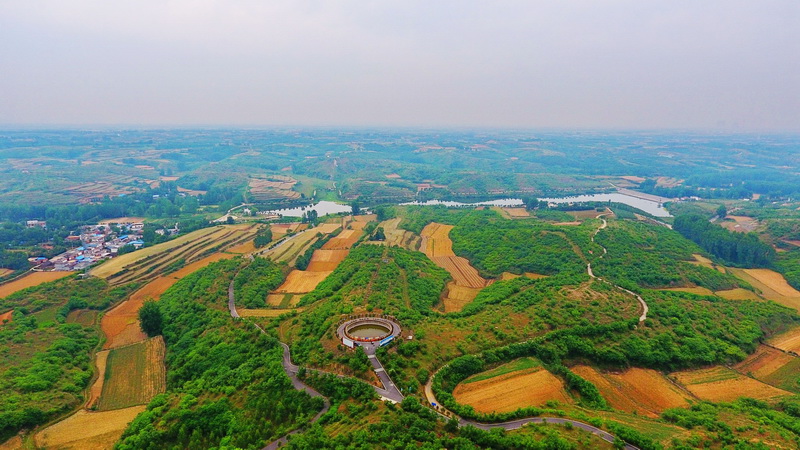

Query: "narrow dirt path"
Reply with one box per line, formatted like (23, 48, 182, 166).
(588, 216, 648, 322)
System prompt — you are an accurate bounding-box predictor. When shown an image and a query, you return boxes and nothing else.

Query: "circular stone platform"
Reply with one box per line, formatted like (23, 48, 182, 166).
(337, 316, 401, 347)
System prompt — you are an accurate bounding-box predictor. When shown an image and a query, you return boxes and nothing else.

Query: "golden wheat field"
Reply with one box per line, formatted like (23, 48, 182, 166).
(98, 337, 166, 411)
(0, 271, 72, 298)
(453, 367, 572, 413)
(35, 406, 146, 449)
(672, 366, 791, 402)
(571, 365, 692, 418)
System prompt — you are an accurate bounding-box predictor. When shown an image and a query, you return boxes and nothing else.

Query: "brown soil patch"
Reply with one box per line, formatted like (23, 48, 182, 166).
(715, 288, 761, 301)
(572, 366, 691, 418)
(87, 350, 109, 409)
(0, 271, 72, 298)
(720, 215, 759, 233)
(0, 310, 12, 325)
(567, 209, 607, 220)
(323, 229, 361, 249)
(275, 270, 333, 294)
(101, 276, 178, 349)
(730, 268, 800, 312)
(159, 176, 179, 181)
(769, 326, 800, 354)
(502, 207, 530, 218)
(735, 345, 795, 379)
(0, 268, 13, 277)
(0, 437, 21, 450)
(500, 272, 521, 281)
(35, 405, 146, 449)
(441, 283, 482, 313)
(453, 367, 571, 413)
(672, 366, 791, 402)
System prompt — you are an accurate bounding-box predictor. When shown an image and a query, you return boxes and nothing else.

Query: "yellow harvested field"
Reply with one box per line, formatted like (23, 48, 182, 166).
(239, 307, 305, 317)
(264, 229, 319, 263)
(421, 223, 455, 257)
(498, 207, 530, 218)
(661, 287, 715, 296)
(0, 437, 21, 450)
(91, 226, 226, 278)
(266, 293, 302, 307)
(442, 283, 482, 313)
(571, 366, 691, 418)
(735, 345, 795, 379)
(0, 271, 72, 298)
(323, 229, 361, 249)
(729, 268, 800, 312)
(672, 366, 791, 402)
(453, 367, 571, 413)
(227, 239, 256, 254)
(433, 256, 487, 288)
(99, 337, 166, 411)
(0, 268, 13, 277)
(275, 270, 332, 293)
(316, 223, 342, 234)
(306, 249, 349, 272)
(769, 326, 800, 353)
(87, 350, 109, 409)
(170, 253, 235, 279)
(35, 405, 146, 449)
(422, 223, 487, 289)
(715, 288, 761, 301)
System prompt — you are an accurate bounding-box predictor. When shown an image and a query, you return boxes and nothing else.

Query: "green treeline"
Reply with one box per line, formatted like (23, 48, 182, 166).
(234, 257, 289, 308)
(674, 214, 775, 267)
(116, 259, 322, 449)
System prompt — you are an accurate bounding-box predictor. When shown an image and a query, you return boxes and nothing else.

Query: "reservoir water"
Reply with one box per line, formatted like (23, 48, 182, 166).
(266, 200, 352, 218)
(347, 323, 391, 339)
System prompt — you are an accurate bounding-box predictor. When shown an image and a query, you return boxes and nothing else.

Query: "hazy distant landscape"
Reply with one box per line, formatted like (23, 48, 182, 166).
(2, 1, 799, 449)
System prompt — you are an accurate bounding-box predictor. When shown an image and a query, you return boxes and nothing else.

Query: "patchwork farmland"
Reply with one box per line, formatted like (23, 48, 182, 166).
(98, 337, 167, 411)
(671, 366, 792, 403)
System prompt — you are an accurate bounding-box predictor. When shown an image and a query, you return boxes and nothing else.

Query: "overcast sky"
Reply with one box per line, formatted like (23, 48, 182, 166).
(1, 1, 798, 130)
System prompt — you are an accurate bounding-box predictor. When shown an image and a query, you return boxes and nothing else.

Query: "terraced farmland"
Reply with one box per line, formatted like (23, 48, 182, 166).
(93, 224, 258, 285)
(672, 366, 792, 403)
(98, 337, 166, 411)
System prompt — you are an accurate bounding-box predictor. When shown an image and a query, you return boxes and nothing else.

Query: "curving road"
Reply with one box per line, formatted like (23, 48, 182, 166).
(228, 219, 641, 449)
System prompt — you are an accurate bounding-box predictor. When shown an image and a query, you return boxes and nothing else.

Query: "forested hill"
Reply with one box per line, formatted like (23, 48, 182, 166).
(674, 214, 775, 267)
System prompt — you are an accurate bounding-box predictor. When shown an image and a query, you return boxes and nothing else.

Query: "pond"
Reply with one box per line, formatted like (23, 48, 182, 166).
(266, 200, 352, 218)
(347, 323, 391, 340)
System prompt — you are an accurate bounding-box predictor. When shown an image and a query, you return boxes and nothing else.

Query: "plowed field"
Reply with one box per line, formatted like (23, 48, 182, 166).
(769, 326, 800, 353)
(571, 366, 691, 418)
(306, 249, 349, 272)
(35, 405, 146, 449)
(421, 223, 487, 290)
(453, 366, 572, 413)
(729, 268, 800, 312)
(323, 229, 360, 249)
(371, 218, 420, 249)
(441, 283, 482, 313)
(101, 276, 178, 349)
(735, 345, 797, 381)
(672, 366, 791, 402)
(98, 336, 166, 411)
(275, 270, 333, 293)
(715, 288, 761, 300)
(0, 268, 12, 277)
(0, 271, 72, 298)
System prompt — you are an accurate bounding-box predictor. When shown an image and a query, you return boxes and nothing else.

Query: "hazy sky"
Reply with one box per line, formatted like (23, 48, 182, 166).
(1, 1, 798, 130)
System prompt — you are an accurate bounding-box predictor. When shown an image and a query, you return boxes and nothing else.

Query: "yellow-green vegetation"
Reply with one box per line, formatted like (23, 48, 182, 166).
(98, 337, 166, 411)
(462, 357, 541, 384)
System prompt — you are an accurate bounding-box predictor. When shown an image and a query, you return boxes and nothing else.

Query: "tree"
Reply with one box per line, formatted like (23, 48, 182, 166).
(351, 201, 361, 216)
(226, 215, 235, 224)
(717, 204, 727, 218)
(139, 300, 163, 336)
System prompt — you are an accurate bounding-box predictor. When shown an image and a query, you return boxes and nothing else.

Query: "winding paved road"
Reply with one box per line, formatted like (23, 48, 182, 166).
(227, 217, 643, 449)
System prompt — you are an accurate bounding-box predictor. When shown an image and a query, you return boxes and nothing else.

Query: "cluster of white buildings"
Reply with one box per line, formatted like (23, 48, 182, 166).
(36, 222, 145, 272)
